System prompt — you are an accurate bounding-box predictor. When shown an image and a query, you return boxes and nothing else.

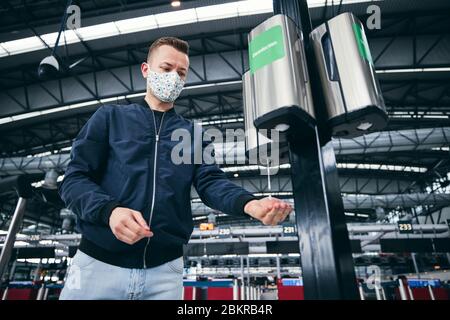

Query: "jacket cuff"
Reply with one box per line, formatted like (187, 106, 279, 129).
(233, 194, 258, 217)
(99, 200, 121, 226)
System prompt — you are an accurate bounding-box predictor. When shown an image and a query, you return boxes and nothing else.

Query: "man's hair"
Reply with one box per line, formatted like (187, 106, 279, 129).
(147, 37, 189, 61)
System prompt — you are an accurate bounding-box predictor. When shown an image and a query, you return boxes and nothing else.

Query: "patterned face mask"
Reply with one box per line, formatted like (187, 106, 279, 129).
(147, 69, 185, 103)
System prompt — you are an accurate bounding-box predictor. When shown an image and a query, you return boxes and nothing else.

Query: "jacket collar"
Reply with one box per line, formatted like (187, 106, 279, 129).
(139, 98, 177, 115)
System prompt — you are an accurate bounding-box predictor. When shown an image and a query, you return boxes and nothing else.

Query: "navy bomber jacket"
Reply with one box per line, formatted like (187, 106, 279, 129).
(58, 99, 256, 269)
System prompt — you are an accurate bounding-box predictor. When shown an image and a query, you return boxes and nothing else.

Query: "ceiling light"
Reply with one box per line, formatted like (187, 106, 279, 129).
(0, 0, 273, 57)
(114, 15, 157, 33)
(155, 9, 198, 27)
(307, 0, 381, 7)
(0, 0, 394, 58)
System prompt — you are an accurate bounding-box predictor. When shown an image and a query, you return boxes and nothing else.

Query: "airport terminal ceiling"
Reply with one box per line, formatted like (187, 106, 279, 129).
(0, 0, 449, 301)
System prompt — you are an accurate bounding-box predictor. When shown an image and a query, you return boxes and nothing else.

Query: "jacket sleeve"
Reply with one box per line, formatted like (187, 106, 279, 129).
(58, 106, 120, 226)
(193, 131, 257, 217)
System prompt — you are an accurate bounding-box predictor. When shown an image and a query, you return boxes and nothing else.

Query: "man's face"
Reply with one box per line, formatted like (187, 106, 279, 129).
(141, 45, 189, 82)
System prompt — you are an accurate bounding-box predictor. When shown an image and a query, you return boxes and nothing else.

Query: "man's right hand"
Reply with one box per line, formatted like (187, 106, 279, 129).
(109, 207, 153, 245)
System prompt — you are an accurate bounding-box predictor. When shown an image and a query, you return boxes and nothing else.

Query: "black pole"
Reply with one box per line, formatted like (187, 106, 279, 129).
(0, 176, 33, 288)
(273, 0, 359, 299)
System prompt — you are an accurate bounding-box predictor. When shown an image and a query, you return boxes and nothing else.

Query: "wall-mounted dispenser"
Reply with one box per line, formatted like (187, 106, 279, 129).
(243, 71, 288, 166)
(310, 12, 388, 138)
(243, 71, 271, 163)
(248, 14, 315, 137)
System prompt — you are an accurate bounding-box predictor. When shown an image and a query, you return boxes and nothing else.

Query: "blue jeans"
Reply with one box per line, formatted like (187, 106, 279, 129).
(59, 250, 184, 300)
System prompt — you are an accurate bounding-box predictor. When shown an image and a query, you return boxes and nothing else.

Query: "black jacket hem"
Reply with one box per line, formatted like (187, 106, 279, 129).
(78, 236, 183, 269)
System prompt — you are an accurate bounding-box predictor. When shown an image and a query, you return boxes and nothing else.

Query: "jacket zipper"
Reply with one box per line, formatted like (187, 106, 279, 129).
(142, 110, 166, 268)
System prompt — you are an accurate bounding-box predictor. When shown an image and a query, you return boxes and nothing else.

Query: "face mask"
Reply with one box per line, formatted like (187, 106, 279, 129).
(146, 69, 185, 103)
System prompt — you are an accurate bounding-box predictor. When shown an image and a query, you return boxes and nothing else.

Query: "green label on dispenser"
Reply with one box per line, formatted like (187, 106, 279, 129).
(249, 25, 285, 74)
(353, 23, 373, 65)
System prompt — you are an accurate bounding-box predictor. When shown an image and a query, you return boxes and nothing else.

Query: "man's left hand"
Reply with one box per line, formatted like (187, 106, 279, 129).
(244, 197, 293, 226)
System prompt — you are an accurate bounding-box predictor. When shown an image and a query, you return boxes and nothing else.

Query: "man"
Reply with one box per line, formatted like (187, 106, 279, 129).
(58, 37, 292, 300)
